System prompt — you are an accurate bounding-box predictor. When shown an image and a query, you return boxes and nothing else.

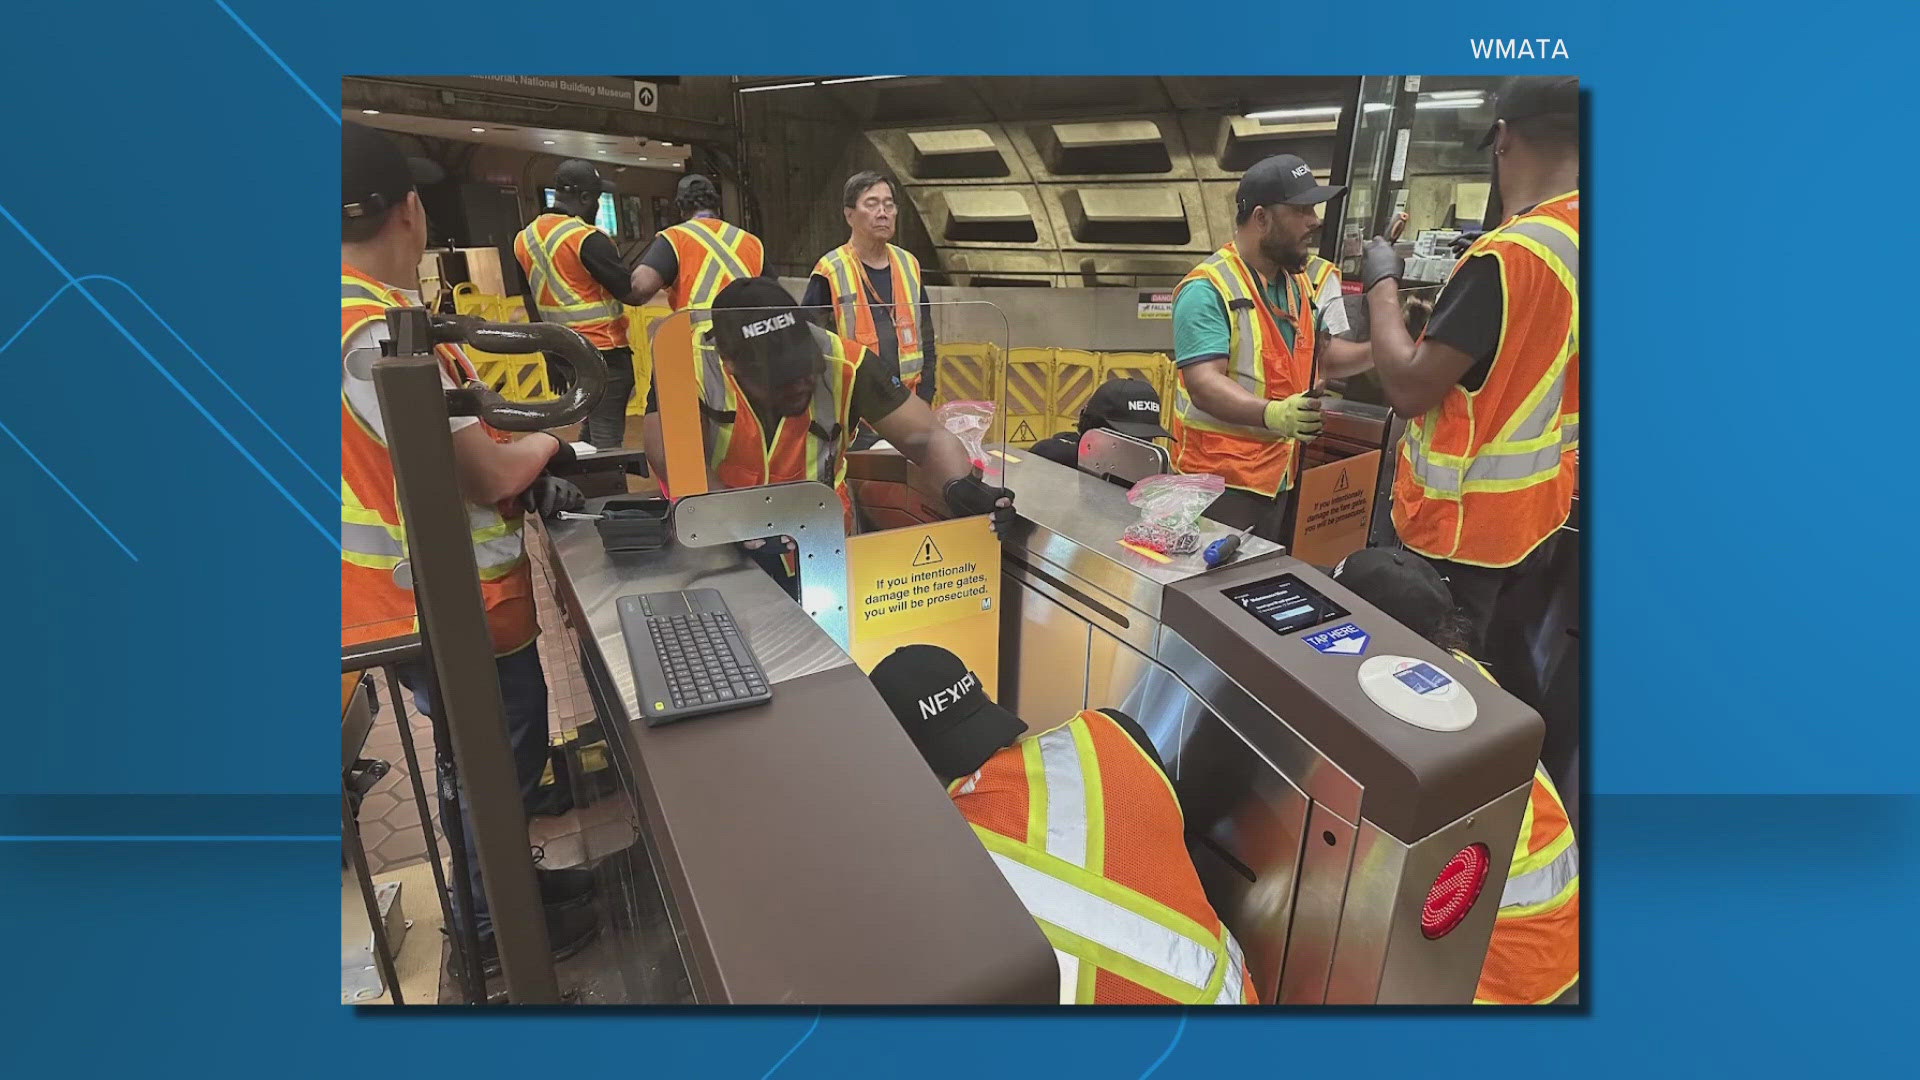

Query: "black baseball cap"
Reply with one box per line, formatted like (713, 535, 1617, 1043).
(1332, 548, 1454, 643)
(553, 158, 611, 195)
(708, 277, 822, 386)
(1083, 378, 1171, 440)
(1478, 76, 1580, 148)
(1236, 154, 1345, 217)
(342, 122, 443, 221)
(677, 173, 720, 203)
(870, 645, 1026, 782)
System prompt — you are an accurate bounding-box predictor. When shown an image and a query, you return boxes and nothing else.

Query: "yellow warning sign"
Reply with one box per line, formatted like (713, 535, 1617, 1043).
(846, 516, 1001, 695)
(1011, 420, 1038, 443)
(913, 534, 944, 567)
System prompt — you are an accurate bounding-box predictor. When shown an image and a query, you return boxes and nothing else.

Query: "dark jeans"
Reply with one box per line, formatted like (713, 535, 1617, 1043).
(398, 642, 551, 937)
(1418, 531, 1580, 804)
(580, 346, 634, 450)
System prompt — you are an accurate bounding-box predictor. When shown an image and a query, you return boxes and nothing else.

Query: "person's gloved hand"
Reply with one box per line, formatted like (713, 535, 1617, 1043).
(1448, 230, 1484, 257)
(1361, 237, 1404, 293)
(523, 475, 584, 519)
(545, 432, 578, 471)
(944, 476, 1017, 538)
(1262, 390, 1325, 441)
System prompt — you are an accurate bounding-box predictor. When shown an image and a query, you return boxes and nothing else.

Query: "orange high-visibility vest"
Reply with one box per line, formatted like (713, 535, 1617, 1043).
(950, 709, 1259, 1005)
(694, 323, 864, 530)
(1169, 243, 1317, 498)
(1305, 254, 1343, 311)
(813, 243, 925, 388)
(663, 216, 764, 313)
(1450, 652, 1579, 1005)
(513, 213, 629, 350)
(1394, 191, 1579, 567)
(340, 263, 537, 655)
(1476, 765, 1580, 1004)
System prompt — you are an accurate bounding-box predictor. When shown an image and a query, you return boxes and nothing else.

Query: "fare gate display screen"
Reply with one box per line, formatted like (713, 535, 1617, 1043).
(1222, 573, 1349, 636)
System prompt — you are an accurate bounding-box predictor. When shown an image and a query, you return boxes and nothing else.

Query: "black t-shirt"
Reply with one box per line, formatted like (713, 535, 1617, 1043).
(802, 264, 938, 399)
(530, 212, 631, 298)
(1030, 431, 1080, 468)
(644, 346, 911, 449)
(638, 231, 679, 285)
(1094, 708, 1168, 777)
(1421, 254, 1504, 395)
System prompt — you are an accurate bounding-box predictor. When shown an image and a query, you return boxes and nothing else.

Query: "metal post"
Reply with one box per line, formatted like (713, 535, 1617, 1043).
(380, 663, 477, 1001)
(342, 791, 405, 1006)
(371, 318, 559, 1004)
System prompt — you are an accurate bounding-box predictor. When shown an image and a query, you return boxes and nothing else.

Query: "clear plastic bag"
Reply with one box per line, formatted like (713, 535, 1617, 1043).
(935, 400, 996, 471)
(1120, 473, 1225, 554)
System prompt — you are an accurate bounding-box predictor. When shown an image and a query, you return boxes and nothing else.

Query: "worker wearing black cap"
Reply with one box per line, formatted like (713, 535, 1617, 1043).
(1030, 377, 1172, 470)
(869, 644, 1256, 1005)
(1359, 76, 1580, 669)
(1170, 153, 1376, 541)
(340, 122, 599, 974)
(513, 160, 652, 449)
(640, 277, 1014, 595)
(627, 174, 765, 313)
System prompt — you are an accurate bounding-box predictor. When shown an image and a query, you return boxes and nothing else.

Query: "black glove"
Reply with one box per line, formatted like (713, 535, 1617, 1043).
(1448, 230, 1484, 257)
(1361, 237, 1404, 293)
(545, 433, 578, 471)
(523, 475, 584, 519)
(944, 476, 1017, 539)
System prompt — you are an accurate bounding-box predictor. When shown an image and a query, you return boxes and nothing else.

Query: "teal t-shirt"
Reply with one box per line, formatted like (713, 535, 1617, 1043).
(1172, 267, 1323, 368)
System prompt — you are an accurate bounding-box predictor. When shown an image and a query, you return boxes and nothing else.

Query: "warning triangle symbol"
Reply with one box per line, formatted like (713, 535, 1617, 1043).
(913, 534, 944, 567)
(1334, 468, 1350, 492)
(1012, 420, 1037, 442)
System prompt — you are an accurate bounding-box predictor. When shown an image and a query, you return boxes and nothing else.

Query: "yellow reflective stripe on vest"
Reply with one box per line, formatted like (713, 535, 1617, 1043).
(1502, 840, 1578, 911)
(986, 714, 1237, 1003)
(473, 519, 526, 580)
(1029, 724, 1090, 868)
(1215, 929, 1250, 1004)
(1499, 218, 1579, 293)
(341, 478, 408, 569)
(522, 218, 623, 324)
(979, 838, 1227, 1003)
(677, 221, 751, 309)
(1172, 254, 1281, 441)
(696, 330, 736, 469)
(341, 281, 388, 307)
(805, 331, 843, 487)
(892, 246, 925, 376)
(700, 326, 848, 488)
(1403, 216, 1578, 500)
(821, 249, 860, 336)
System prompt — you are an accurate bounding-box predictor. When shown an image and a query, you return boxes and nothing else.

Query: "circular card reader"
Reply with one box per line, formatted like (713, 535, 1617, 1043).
(1358, 655, 1478, 732)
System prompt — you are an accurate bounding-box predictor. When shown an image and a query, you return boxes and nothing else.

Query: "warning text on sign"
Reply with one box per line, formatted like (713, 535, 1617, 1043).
(858, 561, 993, 625)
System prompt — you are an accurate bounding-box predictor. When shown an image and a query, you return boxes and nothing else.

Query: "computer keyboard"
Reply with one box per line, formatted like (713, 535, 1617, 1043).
(616, 589, 772, 726)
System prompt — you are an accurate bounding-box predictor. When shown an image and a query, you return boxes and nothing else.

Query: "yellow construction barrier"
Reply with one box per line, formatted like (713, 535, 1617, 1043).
(931, 342, 1006, 443)
(625, 305, 672, 416)
(449, 287, 552, 403)
(1002, 347, 1055, 448)
(1097, 352, 1169, 399)
(1049, 349, 1101, 440)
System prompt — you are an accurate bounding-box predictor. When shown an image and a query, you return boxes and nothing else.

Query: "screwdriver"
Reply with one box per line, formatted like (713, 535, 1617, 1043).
(1203, 526, 1253, 569)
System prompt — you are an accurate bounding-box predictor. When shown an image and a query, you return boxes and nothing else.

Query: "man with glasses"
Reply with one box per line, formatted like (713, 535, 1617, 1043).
(803, 172, 939, 405)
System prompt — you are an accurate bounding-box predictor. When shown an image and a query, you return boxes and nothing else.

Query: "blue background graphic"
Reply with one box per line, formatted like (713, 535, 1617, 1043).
(1, 0, 1915, 1073)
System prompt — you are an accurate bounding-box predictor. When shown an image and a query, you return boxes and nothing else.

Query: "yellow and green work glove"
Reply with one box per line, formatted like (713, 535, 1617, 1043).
(1263, 391, 1324, 441)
